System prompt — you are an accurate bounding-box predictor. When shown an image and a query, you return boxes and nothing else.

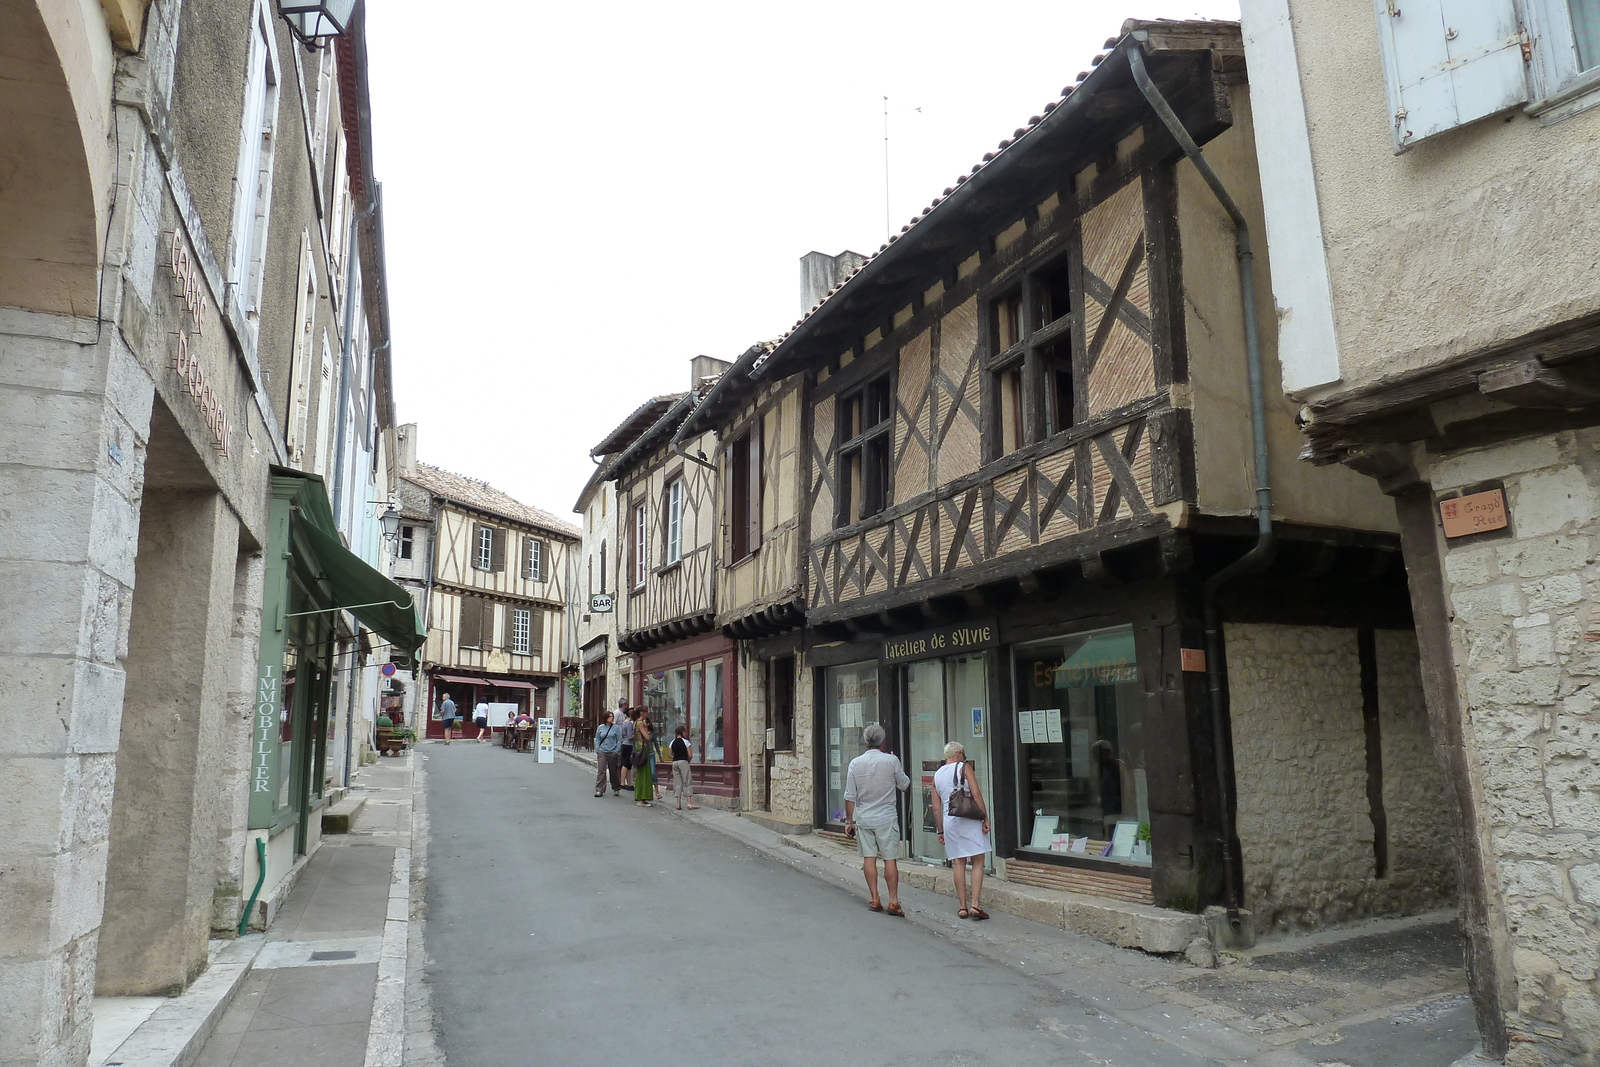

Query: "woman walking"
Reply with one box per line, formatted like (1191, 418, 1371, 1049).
(633, 714, 656, 807)
(670, 725, 699, 810)
(931, 741, 992, 920)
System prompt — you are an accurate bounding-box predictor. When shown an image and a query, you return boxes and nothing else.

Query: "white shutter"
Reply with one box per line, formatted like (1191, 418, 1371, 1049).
(1373, 0, 1528, 152)
(230, 18, 270, 290)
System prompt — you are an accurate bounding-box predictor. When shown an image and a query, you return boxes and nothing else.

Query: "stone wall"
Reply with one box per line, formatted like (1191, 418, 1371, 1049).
(1227, 623, 1455, 934)
(769, 655, 814, 824)
(1425, 430, 1600, 1066)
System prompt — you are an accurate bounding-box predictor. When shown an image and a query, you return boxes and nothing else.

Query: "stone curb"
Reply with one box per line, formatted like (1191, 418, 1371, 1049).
(362, 750, 414, 1067)
(96, 937, 262, 1067)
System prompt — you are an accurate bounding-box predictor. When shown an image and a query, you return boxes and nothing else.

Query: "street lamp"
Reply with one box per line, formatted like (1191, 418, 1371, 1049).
(379, 506, 403, 546)
(276, 0, 357, 49)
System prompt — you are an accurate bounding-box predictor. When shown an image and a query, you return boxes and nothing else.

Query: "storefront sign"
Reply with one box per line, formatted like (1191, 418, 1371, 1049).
(590, 593, 614, 612)
(881, 618, 998, 663)
(536, 717, 555, 762)
(165, 230, 233, 457)
(1440, 488, 1508, 538)
(253, 664, 279, 795)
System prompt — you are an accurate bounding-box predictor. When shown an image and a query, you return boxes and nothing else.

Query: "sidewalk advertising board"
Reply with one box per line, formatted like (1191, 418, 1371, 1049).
(536, 718, 555, 763)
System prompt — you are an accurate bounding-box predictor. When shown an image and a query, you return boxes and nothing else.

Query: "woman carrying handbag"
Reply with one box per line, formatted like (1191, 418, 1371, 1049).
(931, 741, 992, 920)
(632, 714, 656, 807)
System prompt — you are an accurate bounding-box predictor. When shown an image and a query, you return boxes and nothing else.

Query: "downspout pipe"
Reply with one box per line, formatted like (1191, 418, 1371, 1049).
(239, 836, 268, 936)
(1128, 43, 1274, 924)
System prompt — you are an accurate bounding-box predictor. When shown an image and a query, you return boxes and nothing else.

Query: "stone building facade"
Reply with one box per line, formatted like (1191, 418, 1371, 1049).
(0, 3, 418, 1064)
(1240, 0, 1600, 1060)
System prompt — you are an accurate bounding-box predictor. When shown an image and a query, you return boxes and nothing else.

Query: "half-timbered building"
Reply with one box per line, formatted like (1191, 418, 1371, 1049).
(741, 21, 1456, 935)
(398, 428, 578, 738)
(602, 358, 742, 803)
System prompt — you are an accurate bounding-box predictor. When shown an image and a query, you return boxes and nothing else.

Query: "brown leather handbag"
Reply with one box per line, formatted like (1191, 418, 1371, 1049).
(946, 761, 986, 821)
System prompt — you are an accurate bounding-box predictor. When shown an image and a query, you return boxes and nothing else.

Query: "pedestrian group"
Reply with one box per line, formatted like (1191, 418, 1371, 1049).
(592, 697, 700, 811)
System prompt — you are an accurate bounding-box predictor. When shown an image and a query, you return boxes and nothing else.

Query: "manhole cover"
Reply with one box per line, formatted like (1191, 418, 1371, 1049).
(310, 950, 357, 961)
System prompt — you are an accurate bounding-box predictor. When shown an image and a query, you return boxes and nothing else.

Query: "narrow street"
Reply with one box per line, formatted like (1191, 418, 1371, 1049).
(422, 747, 1216, 1067)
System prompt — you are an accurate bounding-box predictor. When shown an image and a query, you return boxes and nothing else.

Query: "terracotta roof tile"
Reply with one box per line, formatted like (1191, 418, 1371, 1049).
(402, 462, 580, 540)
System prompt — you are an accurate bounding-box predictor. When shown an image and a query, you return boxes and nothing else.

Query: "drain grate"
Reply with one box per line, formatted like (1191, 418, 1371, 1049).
(310, 950, 357, 961)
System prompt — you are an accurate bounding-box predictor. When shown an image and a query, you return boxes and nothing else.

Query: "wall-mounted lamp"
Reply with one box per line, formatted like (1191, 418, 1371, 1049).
(379, 506, 404, 546)
(277, 0, 357, 50)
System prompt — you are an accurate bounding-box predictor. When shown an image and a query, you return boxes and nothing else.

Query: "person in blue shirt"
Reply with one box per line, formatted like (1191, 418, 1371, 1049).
(594, 715, 623, 797)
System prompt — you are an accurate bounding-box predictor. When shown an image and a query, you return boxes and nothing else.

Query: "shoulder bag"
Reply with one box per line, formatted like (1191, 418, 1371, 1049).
(946, 761, 986, 821)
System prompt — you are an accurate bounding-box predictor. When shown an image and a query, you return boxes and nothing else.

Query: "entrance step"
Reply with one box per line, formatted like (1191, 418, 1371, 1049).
(321, 795, 366, 834)
(741, 811, 811, 836)
(1006, 858, 1154, 905)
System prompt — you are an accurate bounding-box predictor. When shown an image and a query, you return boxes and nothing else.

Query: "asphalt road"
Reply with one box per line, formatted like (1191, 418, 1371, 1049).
(421, 745, 1217, 1067)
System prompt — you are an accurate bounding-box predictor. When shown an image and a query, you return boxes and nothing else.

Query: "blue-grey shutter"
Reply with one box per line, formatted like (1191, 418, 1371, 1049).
(1373, 0, 1528, 152)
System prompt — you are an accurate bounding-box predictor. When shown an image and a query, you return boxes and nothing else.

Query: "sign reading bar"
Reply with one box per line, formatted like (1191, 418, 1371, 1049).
(881, 618, 998, 663)
(590, 593, 614, 613)
(1440, 489, 1508, 538)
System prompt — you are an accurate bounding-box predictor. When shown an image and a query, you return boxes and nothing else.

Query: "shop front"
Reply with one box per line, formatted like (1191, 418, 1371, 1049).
(634, 631, 739, 800)
(424, 672, 545, 739)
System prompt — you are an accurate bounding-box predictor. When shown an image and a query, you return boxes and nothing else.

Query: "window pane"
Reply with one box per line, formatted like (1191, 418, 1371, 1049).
(822, 662, 879, 826)
(689, 663, 703, 763)
(1574, 0, 1600, 70)
(1012, 628, 1149, 865)
(706, 660, 724, 761)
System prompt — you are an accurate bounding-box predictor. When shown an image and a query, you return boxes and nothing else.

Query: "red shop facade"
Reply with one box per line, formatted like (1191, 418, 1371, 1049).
(423, 671, 548, 740)
(633, 631, 739, 800)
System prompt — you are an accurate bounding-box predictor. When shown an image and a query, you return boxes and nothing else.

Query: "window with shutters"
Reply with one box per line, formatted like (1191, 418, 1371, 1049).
(985, 257, 1076, 460)
(511, 608, 532, 654)
(632, 502, 648, 588)
(285, 232, 318, 465)
(665, 479, 684, 564)
(458, 596, 491, 649)
(473, 524, 505, 571)
(1373, 0, 1529, 151)
(1524, 0, 1600, 109)
(229, 4, 280, 319)
(729, 421, 763, 561)
(836, 376, 892, 527)
(523, 536, 544, 581)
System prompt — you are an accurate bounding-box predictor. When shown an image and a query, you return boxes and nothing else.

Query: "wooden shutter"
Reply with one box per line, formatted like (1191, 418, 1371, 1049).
(1373, 0, 1527, 152)
(721, 443, 735, 563)
(490, 527, 506, 572)
(497, 604, 510, 648)
(458, 596, 482, 648)
(750, 416, 763, 553)
(529, 608, 544, 651)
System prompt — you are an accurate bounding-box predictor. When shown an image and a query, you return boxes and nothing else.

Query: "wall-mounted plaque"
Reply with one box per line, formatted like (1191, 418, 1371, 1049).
(1440, 489, 1508, 538)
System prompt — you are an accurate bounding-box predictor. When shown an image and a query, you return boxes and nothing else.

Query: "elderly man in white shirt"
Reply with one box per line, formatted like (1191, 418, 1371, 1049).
(843, 722, 911, 917)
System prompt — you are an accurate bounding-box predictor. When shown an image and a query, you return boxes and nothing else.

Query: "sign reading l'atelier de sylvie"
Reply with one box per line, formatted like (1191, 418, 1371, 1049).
(882, 618, 999, 664)
(165, 230, 234, 457)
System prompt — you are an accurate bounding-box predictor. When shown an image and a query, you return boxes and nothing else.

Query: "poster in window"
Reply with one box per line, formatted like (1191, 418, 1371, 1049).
(1045, 708, 1064, 744)
(971, 707, 984, 739)
(829, 771, 841, 790)
(829, 747, 841, 768)
(1031, 709, 1049, 743)
(839, 701, 863, 728)
(1018, 711, 1036, 745)
(829, 727, 841, 746)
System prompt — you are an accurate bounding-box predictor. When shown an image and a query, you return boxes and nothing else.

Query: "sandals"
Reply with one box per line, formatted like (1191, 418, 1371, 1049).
(886, 903, 905, 917)
(969, 907, 990, 921)
(957, 908, 970, 919)
(868, 901, 884, 912)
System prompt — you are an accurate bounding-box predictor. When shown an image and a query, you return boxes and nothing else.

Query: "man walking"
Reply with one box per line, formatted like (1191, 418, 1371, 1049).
(843, 723, 910, 917)
(594, 715, 623, 796)
(440, 692, 457, 744)
(473, 697, 491, 742)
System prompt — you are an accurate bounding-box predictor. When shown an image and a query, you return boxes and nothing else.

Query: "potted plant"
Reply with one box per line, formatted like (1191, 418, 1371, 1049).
(1132, 822, 1152, 862)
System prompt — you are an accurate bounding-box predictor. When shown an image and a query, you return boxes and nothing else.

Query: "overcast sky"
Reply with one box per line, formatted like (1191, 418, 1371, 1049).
(365, 0, 1240, 520)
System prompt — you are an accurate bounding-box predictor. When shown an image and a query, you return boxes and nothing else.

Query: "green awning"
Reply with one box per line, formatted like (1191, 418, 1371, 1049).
(275, 470, 426, 655)
(1053, 630, 1137, 689)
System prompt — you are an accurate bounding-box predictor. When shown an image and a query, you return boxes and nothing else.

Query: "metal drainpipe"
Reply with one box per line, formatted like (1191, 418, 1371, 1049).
(1128, 43, 1274, 925)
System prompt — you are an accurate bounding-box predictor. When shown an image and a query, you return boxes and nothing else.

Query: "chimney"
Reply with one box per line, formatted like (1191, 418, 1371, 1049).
(689, 354, 733, 392)
(398, 422, 417, 476)
(799, 250, 868, 317)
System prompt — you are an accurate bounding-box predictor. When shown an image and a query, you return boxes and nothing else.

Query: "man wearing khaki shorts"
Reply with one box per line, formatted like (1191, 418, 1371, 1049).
(843, 723, 911, 916)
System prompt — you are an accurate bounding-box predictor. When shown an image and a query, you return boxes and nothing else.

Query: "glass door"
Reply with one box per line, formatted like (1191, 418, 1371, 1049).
(945, 654, 992, 827)
(821, 662, 878, 827)
(907, 655, 991, 863)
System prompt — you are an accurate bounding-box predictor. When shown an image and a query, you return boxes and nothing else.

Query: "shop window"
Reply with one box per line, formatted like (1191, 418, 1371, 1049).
(640, 654, 732, 765)
(665, 479, 684, 564)
(821, 661, 879, 827)
(522, 535, 544, 581)
(1012, 627, 1149, 865)
(729, 421, 762, 561)
(473, 524, 505, 571)
(398, 525, 414, 561)
(769, 655, 795, 752)
(836, 376, 892, 527)
(511, 607, 531, 654)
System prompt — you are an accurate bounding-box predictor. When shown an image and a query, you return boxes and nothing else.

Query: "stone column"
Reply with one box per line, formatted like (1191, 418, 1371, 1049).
(97, 488, 240, 995)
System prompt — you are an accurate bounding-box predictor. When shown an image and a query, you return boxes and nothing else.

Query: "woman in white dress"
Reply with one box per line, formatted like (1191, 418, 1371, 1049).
(931, 741, 992, 920)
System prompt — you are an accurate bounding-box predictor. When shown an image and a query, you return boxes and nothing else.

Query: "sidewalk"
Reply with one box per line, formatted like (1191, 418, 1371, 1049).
(557, 742, 1479, 1067)
(89, 753, 417, 1067)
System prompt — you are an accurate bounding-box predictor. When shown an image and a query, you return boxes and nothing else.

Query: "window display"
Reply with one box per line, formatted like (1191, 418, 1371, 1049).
(1013, 628, 1150, 865)
(641, 653, 731, 765)
(822, 661, 878, 827)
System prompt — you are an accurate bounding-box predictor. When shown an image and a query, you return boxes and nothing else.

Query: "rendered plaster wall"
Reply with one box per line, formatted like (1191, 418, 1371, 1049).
(1273, 0, 1600, 399)
(1226, 623, 1454, 934)
(1425, 429, 1600, 1066)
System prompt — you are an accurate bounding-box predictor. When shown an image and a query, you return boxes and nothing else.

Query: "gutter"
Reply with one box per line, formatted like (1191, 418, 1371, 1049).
(1128, 41, 1272, 927)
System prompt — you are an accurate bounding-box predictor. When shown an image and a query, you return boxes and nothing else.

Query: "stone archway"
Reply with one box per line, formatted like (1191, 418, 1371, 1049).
(0, 0, 119, 318)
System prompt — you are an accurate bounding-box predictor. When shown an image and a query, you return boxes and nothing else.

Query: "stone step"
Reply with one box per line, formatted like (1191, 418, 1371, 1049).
(321, 796, 366, 834)
(741, 811, 812, 836)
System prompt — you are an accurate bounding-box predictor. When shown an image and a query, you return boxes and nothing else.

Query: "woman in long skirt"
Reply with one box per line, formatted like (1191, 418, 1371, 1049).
(633, 715, 656, 806)
(931, 741, 992, 919)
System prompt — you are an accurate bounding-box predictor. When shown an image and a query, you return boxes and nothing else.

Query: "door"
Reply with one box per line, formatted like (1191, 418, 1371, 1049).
(906, 654, 991, 863)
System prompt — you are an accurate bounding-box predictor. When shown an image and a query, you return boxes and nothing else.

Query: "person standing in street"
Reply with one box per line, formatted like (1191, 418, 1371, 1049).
(440, 693, 457, 744)
(613, 696, 628, 726)
(618, 708, 636, 790)
(473, 698, 491, 742)
(633, 714, 656, 807)
(932, 741, 993, 920)
(670, 725, 698, 810)
(843, 723, 910, 917)
(595, 715, 623, 797)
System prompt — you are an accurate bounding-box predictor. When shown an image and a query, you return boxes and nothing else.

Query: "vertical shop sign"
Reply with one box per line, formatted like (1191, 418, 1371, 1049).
(537, 718, 555, 763)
